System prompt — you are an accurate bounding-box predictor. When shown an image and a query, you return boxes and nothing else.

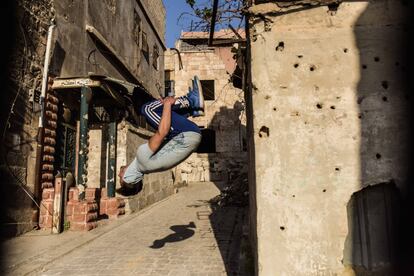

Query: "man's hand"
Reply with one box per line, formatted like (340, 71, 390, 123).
(160, 96, 175, 106)
(148, 97, 174, 152)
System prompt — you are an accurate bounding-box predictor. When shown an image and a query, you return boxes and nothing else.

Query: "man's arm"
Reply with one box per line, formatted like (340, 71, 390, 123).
(148, 97, 175, 152)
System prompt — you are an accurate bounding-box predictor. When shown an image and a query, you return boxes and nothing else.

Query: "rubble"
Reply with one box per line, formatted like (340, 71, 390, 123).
(209, 168, 249, 207)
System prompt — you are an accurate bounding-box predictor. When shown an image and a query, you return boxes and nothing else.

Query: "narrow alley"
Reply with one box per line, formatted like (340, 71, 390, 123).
(2, 182, 246, 276)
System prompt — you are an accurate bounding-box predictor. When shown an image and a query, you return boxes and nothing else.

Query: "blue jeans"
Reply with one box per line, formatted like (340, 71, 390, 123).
(122, 97, 201, 184)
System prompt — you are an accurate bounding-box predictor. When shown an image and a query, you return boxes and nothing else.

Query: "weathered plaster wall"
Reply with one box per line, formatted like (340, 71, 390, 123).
(165, 46, 247, 183)
(248, 0, 410, 275)
(53, 0, 165, 97)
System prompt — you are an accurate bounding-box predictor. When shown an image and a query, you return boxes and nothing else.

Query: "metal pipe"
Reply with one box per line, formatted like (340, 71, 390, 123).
(106, 120, 117, 197)
(77, 86, 92, 200)
(208, 0, 219, 46)
(34, 22, 55, 224)
(170, 48, 183, 70)
(39, 22, 55, 128)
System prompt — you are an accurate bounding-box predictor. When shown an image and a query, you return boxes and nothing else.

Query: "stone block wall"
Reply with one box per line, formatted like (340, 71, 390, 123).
(165, 43, 247, 184)
(0, 0, 54, 238)
(247, 1, 411, 275)
(116, 121, 175, 213)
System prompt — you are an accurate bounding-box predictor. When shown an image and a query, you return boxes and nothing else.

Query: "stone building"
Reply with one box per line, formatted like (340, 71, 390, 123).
(165, 29, 247, 186)
(1, 0, 172, 236)
(243, 0, 413, 275)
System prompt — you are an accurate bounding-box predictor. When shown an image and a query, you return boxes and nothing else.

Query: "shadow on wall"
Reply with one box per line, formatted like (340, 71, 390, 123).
(206, 101, 249, 275)
(344, 1, 414, 274)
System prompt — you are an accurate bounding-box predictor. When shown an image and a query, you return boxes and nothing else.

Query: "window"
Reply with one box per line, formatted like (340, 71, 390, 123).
(153, 44, 159, 70)
(200, 80, 215, 100)
(133, 10, 141, 47)
(165, 70, 174, 97)
(196, 128, 216, 153)
(141, 32, 149, 62)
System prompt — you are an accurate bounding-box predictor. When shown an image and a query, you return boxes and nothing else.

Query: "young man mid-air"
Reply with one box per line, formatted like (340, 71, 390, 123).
(118, 76, 205, 189)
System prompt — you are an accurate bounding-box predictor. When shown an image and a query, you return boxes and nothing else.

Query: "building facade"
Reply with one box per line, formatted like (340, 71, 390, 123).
(1, 0, 172, 237)
(165, 30, 247, 186)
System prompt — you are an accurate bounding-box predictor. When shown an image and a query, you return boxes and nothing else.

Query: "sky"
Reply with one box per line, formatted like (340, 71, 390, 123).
(163, 0, 194, 48)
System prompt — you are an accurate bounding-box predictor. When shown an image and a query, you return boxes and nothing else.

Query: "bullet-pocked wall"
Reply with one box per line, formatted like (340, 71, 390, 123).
(247, 0, 410, 275)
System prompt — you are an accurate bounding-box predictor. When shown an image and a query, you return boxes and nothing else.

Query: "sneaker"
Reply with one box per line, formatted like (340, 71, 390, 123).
(191, 109, 205, 117)
(187, 75, 205, 111)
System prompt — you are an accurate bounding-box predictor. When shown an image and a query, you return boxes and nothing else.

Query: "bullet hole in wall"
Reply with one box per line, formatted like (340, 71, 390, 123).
(273, 107, 277, 111)
(265, 95, 271, 100)
(362, 64, 367, 69)
(374, 56, 380, 62)
(358, 113, 363, 119)
(376, 153, 382, 159)
(276, 41, 284, 51)
(309, 65, 316, 71)
(259, 126, 270, 138)
(381, 81, 389, 89)
(382, 96, 388, 102)
(297, 55, 303, 59)
(294, 63, 299, 68)
(335, 167, 340, 172)
(330, 105, 336, 110)
(343, 48, 348, 53)
(292, 195, 295, 198)
(323, 189, 327, 193)
(280, 226, 285, 231)
(316, 103, 323, 109)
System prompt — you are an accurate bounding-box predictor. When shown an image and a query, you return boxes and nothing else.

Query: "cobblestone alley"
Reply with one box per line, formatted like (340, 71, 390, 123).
(1, 183, 246, 276)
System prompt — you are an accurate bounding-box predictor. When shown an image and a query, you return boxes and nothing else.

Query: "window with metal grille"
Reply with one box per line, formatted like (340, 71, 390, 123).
(142, 31, 149, 62)
(133, 9, 141, 47)
(200, 80, 215, 100)
(153, 44, 159, 70)
(197, 128, 216, 153)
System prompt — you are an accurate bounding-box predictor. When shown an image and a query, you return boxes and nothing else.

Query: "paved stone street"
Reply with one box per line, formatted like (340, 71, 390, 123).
(3, 182, 245, 276)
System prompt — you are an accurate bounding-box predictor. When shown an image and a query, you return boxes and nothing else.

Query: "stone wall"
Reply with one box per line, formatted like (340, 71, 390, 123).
(140, 0, 166, 43)
(0, 0, 54, 238)
(116, 121, 175, 213)
(247, 0, 411, 275)
(165, 42, 247, 183)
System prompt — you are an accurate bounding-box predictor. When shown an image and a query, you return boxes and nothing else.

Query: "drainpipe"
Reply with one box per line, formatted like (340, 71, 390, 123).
(34, 22, 55, 222)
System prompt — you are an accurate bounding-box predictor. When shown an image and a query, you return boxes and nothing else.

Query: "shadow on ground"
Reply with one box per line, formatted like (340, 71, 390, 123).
(150, 221, 196, 249)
